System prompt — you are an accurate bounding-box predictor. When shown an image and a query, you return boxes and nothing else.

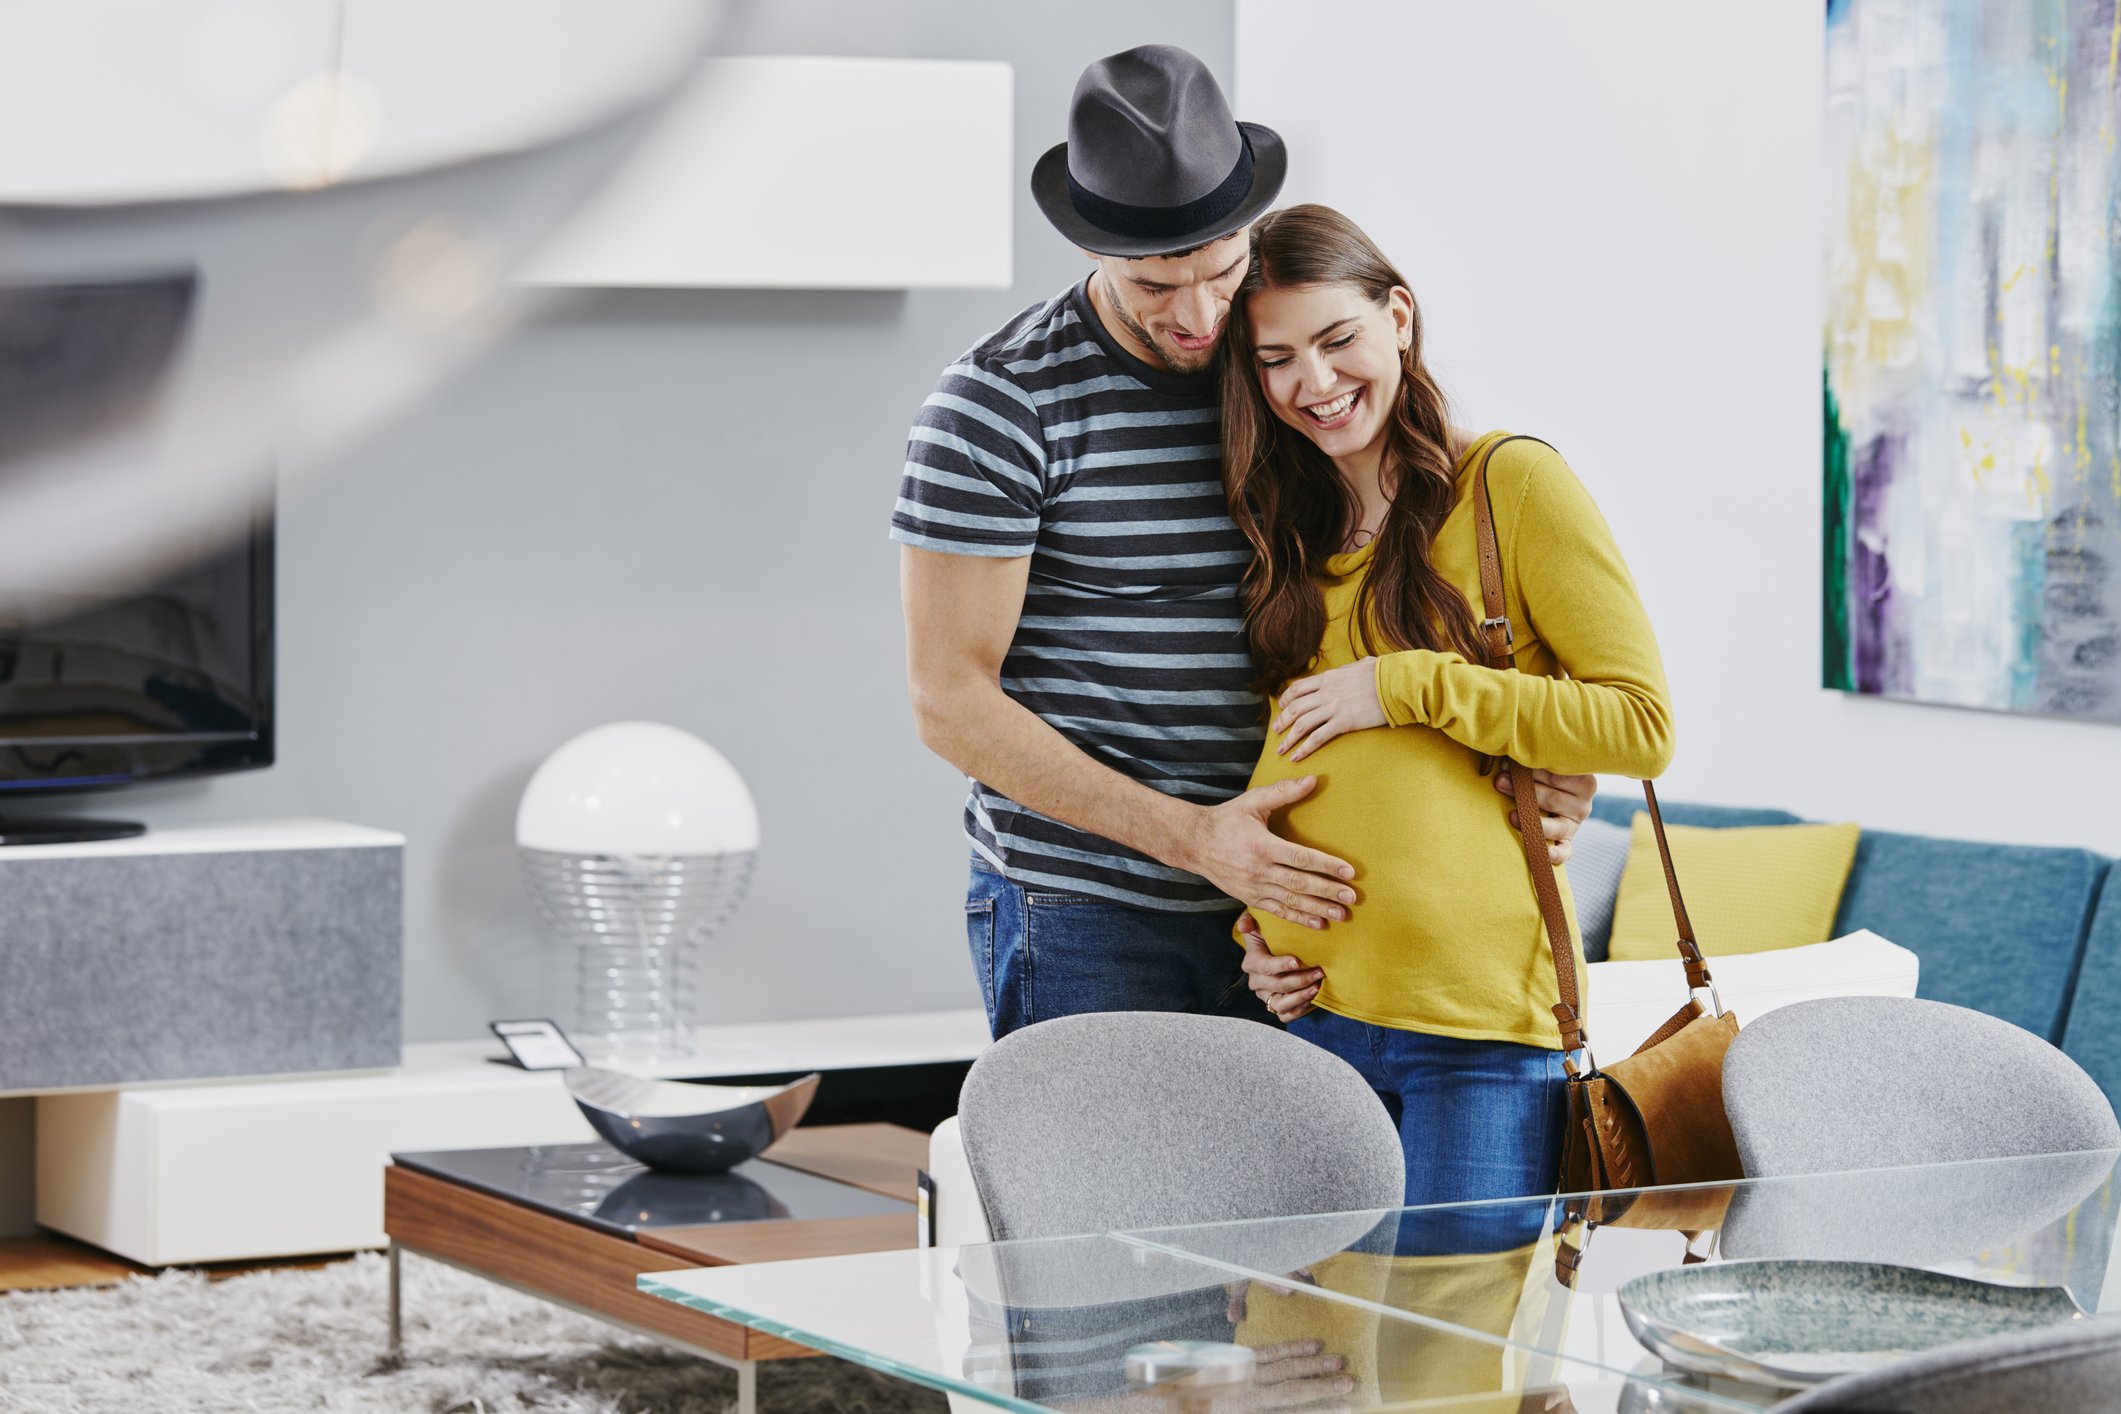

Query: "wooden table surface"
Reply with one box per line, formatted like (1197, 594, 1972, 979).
(744, 1122, 929, 1202)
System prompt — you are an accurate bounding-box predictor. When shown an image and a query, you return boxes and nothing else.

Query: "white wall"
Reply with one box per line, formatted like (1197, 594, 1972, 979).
(1237, 0, 2121, 854)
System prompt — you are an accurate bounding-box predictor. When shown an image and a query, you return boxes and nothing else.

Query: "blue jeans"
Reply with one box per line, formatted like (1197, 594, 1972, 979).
(965, 859, 1270, 1039)
(1288, 1008, 1567, 1254)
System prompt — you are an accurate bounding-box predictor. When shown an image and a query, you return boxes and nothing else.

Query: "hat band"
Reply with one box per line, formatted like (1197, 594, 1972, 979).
(1065, 133, 1255, 243)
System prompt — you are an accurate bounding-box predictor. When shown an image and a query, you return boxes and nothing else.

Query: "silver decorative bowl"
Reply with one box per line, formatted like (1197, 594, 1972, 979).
(1618, 1259, 2085, 1388)
(563, 1068, 820, 1174)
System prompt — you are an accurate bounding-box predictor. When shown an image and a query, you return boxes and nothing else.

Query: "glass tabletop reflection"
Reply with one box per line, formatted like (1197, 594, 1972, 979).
(643, 1234, 1763, 1412)
(641, 1148, 2121, 1412)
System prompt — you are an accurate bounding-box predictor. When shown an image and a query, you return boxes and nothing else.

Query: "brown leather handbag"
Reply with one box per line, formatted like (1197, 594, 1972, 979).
(1468, 436, 1744, 1214)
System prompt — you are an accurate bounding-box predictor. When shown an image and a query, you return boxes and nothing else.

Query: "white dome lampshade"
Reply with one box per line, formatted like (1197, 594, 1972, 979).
(517, 722, 759, 1064)
(516, 721, 759, 856)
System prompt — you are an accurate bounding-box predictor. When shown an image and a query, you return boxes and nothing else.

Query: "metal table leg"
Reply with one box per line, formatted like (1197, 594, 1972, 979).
(388, 1242, 403, 1357)
(388, 1241, 763, 1407)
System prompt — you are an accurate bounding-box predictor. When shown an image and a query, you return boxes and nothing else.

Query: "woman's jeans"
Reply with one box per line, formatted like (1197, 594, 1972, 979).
(966, 858, 1269, 1039)
(1289, 1008, 1568, 1254)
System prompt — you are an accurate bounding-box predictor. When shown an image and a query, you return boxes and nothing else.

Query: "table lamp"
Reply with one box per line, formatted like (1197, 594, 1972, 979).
(517, 721, 759, 1063)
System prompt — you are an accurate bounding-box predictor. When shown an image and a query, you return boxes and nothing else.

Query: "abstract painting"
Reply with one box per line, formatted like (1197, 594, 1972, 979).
(1825, 0, 2121, 719)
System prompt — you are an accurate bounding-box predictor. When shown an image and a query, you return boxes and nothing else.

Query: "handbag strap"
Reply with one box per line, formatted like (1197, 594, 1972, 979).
(1467, 435, 1710, 1059)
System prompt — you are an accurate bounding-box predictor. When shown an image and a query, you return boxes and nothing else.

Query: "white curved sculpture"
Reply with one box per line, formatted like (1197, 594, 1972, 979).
(0, 0, 724, 595)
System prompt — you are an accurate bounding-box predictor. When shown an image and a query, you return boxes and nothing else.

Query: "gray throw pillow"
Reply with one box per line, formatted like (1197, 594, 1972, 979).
(1566, 816, 1631, 962)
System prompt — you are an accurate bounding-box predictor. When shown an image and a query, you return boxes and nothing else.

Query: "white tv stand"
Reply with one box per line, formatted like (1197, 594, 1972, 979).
(35, 1009, 989, 1265)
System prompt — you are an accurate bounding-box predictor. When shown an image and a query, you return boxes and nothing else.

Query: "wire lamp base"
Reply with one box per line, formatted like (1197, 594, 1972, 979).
(521, 847, 757, 1063)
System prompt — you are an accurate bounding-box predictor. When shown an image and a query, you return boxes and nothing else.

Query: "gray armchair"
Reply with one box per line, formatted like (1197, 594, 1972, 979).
(1722, 995, 2119, 1176)
(1717, 995, 2121, 1266)
(943, 1012, 1406, 1411)
(956, 1010, 1403, 1241)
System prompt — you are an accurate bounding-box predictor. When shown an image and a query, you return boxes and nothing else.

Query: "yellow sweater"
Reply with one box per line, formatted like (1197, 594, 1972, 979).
(1243, 431, 1674, 1047)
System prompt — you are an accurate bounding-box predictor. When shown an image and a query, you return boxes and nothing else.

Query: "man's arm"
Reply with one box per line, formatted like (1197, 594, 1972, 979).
(901, 545, 1356, 928)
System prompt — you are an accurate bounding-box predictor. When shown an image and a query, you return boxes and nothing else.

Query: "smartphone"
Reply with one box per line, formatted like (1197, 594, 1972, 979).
(489, 1018, 587, 1070)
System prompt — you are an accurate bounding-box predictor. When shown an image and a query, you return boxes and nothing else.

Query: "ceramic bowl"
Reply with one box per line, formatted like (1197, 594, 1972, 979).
(1619, 1259, 2084, 1388)
(562, 1068, 820, 1174)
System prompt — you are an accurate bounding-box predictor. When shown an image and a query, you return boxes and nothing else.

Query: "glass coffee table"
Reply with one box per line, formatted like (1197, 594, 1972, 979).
(642, 1148, 2121, 1411)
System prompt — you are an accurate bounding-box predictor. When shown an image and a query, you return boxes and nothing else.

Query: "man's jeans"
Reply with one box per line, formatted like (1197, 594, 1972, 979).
(1288, 1008, 1568, 1254)
(966, 858, 1268, 1039)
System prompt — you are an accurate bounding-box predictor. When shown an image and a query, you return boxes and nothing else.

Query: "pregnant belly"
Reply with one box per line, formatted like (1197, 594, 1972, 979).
(1243, 721, 1546, 996)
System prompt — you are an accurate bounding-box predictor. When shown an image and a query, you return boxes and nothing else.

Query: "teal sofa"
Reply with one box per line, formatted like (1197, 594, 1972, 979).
(1587, 798, 2118, 1104)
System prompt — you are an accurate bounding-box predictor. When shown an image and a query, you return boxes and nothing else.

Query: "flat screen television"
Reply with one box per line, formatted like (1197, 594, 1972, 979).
(0, 493, 274, 844)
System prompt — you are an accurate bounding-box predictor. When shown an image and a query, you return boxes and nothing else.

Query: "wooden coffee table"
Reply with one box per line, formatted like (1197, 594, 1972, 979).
(383, 1123, 927, 1413)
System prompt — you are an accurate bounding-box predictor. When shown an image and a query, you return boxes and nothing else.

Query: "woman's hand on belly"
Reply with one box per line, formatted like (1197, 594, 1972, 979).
(1495, 765, 1598, 865)
(1273, 657, 1388, 762)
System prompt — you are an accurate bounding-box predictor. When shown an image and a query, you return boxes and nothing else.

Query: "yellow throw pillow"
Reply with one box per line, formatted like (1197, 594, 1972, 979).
(1607, 817, 1861, 961)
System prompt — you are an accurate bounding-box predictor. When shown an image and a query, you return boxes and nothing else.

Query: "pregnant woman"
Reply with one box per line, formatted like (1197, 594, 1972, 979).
(1220, 204, 1676, 1216)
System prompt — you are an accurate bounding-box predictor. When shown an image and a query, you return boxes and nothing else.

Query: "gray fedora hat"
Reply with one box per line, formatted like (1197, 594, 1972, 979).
(1032, 45, 1286, 258)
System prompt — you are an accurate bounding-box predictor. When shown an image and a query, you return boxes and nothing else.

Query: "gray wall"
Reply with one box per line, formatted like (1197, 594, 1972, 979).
(33, 2, 1238, 1047)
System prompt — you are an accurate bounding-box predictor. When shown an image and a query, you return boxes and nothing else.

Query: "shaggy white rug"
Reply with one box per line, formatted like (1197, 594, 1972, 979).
(0, 1250, 944, 1413)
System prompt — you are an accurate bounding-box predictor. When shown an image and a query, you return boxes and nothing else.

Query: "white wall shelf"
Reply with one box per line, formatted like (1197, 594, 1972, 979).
(518, 56, 1015, 289)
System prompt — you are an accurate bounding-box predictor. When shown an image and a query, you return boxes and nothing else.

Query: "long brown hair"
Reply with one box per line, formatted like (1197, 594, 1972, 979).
(1220, 204, 1488, 701)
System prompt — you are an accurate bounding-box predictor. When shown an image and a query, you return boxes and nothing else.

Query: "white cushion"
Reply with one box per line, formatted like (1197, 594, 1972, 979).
(1585, 929, 1919, 1059)
(924, 1117, 1001, 1414)
(925, 1115, 992, 1246)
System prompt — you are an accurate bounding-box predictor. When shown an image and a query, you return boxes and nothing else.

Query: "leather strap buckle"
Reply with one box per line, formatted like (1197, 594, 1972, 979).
(1481, 615, 1514, 649)
(1690, 981, 1726, 1019)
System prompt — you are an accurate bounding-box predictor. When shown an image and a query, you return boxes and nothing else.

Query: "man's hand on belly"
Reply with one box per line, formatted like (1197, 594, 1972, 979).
(1173, 775, 1356, 930)
(1495, 768, 1596, 866)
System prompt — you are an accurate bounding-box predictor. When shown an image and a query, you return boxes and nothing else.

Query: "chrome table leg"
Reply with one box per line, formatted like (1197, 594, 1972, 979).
(387, 1242, 403, 1357)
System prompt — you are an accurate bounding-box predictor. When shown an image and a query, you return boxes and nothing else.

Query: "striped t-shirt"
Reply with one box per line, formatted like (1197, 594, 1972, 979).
(891, 279, 1261, 911)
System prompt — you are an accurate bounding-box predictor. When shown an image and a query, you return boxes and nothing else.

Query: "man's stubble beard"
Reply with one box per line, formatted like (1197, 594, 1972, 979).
(1109, 291, 1219, 376)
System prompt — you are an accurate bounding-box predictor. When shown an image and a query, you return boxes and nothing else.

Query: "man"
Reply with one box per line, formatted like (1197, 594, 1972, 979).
(895, 45, 1590, 1038)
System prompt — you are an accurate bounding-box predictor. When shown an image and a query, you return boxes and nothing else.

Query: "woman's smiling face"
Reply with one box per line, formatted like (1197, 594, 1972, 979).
(1246, 281, 1414, 466)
